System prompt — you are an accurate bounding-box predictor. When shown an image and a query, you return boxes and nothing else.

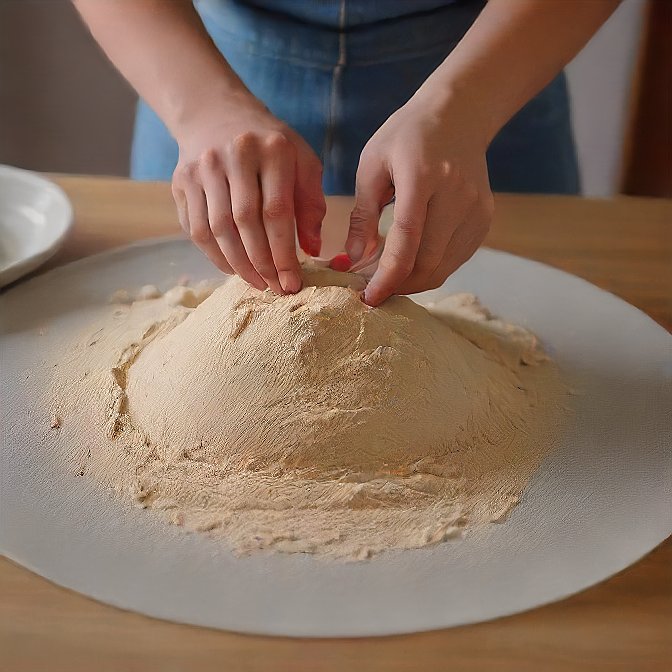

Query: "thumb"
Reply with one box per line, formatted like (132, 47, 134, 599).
(295, 155, 326, 258)
(347, 156, 393, 262)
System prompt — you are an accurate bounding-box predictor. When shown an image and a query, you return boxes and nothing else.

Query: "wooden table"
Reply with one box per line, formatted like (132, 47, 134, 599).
(2, 176, 671, 672)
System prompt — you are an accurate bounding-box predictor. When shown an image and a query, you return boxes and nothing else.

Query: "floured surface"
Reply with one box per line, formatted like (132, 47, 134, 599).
(1, 240, 670, 636)
(50, 266, 565, 560)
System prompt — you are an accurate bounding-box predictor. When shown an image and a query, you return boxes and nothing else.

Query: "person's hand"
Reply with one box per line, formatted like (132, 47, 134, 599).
(172, 95, 326, 294)
(345, 96, 494, 306)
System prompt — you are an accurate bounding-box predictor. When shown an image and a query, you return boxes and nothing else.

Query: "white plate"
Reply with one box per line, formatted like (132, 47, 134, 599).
(1, 239, 670, 637)
(0, 165, 73, 288)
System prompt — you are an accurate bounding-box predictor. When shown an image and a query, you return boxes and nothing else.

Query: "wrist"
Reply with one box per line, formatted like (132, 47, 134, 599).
(415, 32, 542, 151)
(411, 74, 498, 151)
(170, 81, 264, 144)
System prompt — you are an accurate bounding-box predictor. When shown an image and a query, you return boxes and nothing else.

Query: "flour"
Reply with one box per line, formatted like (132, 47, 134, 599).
(51, 268, 566, 560)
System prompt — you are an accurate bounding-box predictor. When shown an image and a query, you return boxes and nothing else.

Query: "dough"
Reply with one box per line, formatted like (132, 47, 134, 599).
(51, 268, 566, 560)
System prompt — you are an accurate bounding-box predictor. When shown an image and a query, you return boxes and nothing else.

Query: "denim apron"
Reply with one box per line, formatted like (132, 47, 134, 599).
(131, 0, 580, 195)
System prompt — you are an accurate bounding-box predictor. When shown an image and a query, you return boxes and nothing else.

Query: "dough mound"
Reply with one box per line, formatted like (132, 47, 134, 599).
(126, 269, 492, 477)
(53, 266, 565, 560)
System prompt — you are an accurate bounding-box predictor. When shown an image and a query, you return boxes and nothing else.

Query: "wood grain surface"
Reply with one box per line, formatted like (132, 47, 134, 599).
(1, 175, 670, 672)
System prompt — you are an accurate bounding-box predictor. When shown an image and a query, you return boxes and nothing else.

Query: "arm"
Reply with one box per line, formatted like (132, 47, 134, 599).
(348, 0, 621, 306)
(73, 0, 325, 294)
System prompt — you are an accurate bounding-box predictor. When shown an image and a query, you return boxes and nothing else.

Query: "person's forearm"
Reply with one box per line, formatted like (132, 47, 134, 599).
(416, 0, 621, 145)
(72, 0, 256, 138)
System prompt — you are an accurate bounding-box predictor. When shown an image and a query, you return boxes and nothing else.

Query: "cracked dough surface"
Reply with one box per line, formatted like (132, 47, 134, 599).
(51, 268, 566, 560)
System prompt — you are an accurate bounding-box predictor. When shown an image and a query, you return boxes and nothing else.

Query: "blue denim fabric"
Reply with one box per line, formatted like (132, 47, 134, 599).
(131, 0, 580, 195)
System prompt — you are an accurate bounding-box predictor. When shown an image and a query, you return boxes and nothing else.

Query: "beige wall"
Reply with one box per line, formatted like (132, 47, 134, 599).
(566, 0, 646, 197)
(0, 0, 136, 176)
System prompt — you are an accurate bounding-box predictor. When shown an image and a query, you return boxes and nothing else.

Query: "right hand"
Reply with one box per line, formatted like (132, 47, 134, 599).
(172, 95, 326, 294)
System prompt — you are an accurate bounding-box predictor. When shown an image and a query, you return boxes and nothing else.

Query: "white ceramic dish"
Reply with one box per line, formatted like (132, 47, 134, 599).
(0, 165, 73, 288)
(1, 239, 670, 637)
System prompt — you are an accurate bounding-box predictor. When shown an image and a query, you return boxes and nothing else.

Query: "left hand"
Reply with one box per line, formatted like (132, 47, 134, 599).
(345, 96, 494, 306)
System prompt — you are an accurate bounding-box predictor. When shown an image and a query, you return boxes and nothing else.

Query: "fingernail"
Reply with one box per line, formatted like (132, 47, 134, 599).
(329, 253, 352, 272)
(279, 271, 302, 294)
(347, 239, 365, 262)
(310, 236, 321, 258)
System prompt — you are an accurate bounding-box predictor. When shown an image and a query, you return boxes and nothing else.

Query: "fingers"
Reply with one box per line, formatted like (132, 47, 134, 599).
(180, 184, 234, 275)
(200, 166, 266, 291)
(346, 153, 394, 263)
(174, 128, 326, 293)
(295, 154, 326, 258)
(260, 135, 302, 293)
(400, 201, 491, 296)
(363, 172, 427, 306)
(173, 186, 190, 236)
(228, 145, 284, 295)
(395, 182, 475, 295)
(429, 206, 490, 285)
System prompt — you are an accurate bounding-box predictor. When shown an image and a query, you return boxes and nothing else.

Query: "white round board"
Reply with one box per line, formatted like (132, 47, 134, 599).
(1, 238, 670, 637)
